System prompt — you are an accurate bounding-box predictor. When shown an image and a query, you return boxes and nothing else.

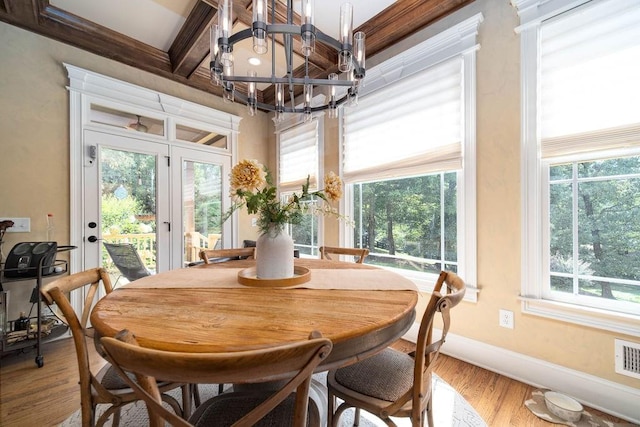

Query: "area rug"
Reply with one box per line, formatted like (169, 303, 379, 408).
(60, 373, 486, 426)
(525, 389, 638, 427)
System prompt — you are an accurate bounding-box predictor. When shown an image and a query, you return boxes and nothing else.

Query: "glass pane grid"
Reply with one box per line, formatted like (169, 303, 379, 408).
(548, 155, 640, 313)
(352, 172, 457, 275)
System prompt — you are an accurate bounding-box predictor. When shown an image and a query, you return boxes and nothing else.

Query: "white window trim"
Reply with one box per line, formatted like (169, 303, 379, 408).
(340, 14, 483, 302)
(513, 0, 640, 337)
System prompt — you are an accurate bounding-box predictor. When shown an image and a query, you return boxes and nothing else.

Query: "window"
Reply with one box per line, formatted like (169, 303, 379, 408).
(515, 0, 640, 334)
(341, 15, 482, 297)
(277, 119, 322, 256)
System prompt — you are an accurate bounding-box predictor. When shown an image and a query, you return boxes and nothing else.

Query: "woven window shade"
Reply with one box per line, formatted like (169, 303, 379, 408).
(343, 57, 463, 183)
(540, 0, 640, 159)
(279, 120, 318, 191)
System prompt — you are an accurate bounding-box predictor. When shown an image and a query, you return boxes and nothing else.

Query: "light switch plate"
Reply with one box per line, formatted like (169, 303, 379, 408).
(1, 217, 31, 232)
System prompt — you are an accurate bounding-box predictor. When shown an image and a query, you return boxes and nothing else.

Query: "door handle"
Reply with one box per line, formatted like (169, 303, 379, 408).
(87, 236, 102, 243)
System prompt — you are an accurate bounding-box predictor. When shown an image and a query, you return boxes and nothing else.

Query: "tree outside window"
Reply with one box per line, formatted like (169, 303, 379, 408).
(352, 172, 457, 275)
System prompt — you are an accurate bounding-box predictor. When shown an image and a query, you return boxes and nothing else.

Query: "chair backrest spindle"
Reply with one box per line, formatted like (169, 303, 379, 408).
(199, 247, 255, 264)
(319, 246, 369, 263)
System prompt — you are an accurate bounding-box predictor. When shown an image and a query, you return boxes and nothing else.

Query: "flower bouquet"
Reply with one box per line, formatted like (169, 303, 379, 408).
(223, 159, 344, 278)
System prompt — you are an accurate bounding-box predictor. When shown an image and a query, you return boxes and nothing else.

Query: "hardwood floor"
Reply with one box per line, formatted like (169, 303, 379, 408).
(0, 337, 630, 426)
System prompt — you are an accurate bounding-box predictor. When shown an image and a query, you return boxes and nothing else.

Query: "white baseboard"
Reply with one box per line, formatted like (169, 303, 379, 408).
(403, 325, 640, 424)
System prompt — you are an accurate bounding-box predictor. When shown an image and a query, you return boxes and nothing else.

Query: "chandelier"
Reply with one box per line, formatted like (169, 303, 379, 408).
(210, 0, 366, 121)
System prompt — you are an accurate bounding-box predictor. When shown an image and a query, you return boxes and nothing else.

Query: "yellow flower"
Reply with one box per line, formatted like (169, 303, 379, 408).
(324, 171, 343, 202)
(230, 159, 266, 193)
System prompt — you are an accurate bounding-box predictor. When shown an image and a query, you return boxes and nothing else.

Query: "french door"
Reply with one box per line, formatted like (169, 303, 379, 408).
(170, 145, 232, 267)
(83, 130, 231, 278)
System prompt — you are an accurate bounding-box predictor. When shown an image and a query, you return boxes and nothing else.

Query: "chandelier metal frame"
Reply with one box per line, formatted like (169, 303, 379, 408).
(210, 0, 365, 118)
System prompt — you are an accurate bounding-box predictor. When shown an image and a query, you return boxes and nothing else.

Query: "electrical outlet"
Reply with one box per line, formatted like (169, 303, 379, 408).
(499, 309, 514, 329)
(1, 217, 31, 232)
(251, 218, 257, 227)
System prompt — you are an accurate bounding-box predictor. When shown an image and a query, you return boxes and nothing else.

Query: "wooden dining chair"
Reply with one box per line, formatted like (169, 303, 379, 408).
(319, 246, 369, 263)
(199, 247, 255, 264)
(100, 329, 333, 427)
(40, 267, 190, 427)
(327, 270, 466, 427)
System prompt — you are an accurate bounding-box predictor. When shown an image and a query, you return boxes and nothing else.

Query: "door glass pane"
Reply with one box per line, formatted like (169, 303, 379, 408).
(90, 104, 165, 137)
(183, 160, 223, 264)
(100, 147, 157, 283)
(176, 124, 227, 149)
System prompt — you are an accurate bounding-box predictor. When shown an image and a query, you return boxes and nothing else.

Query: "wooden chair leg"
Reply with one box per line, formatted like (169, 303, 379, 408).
(192, 384, 201, 407)
(327, 392, 335, 426)
(111, 409, 121, 427)
(181, 385, 192, 418)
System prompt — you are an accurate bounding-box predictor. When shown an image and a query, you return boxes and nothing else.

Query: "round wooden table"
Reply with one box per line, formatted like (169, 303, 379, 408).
(90, 258, 418, 371)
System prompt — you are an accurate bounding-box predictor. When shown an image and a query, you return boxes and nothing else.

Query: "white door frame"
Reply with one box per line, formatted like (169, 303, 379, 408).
(83, 130, 171, 272)
(66, 64, 241, 311)
(170, 145, 233, 269)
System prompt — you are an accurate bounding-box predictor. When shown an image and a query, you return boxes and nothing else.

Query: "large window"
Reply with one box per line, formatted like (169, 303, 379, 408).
(515, 0, 640, 334)
(352, 173, 458, 275)
(342, 15, 482, 296)
(277, 119, 322, 256)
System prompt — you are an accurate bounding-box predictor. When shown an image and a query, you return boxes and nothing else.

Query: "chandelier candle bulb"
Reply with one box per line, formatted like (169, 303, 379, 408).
(247, 71, 257, 116)
(274, 83, 284, 123)
(339, 2, 354, 72)
(209, 24, 221, 84)
(304, 83, 313, 121)
(252, 0, 268, 54)
(354, 31, 366, 80)
(329, 73, 338, 118)
(301, 0, 315, 56)
(218, 0, 233, 67)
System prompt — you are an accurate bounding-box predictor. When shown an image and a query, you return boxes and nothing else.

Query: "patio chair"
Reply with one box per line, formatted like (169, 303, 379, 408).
(103, 242, 152, 285)
(327, 270, 466, 427)
(101, 329, 332, 427)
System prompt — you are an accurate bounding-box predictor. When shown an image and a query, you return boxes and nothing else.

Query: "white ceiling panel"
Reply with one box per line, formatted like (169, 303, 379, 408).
(51, 0, 197, 50)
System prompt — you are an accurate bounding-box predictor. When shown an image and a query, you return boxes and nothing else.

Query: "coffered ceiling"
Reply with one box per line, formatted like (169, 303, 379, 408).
(0, 0, 473, 108)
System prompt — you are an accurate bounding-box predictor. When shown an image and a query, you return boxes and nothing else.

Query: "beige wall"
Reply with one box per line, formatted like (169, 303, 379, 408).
(1, 0, 639, 392)
(0, 22, 269, 318)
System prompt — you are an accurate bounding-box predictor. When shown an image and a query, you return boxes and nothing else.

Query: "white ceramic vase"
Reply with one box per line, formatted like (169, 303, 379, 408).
(255, 224, 294, 279)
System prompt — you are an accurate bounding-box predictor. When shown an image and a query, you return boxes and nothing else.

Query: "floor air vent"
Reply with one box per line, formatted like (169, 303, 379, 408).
(615, 339, 640, 379)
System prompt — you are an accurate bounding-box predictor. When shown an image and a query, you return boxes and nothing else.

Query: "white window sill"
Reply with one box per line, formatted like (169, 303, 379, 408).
(520, 296, 640, 337)
(386, 266, 479, 303)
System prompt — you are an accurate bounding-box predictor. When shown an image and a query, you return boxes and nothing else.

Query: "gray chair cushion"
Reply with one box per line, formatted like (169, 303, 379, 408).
(189, 391, 319, 426)
(100, 364, 135, 390)
(333, 348, 414, 402)
(100, 363, 178, 391)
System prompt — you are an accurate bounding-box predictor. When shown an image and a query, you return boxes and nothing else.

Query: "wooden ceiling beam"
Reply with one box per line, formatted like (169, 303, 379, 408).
(358, 0, 474, 60)
(169, 1, 218, 79)
(0, 0, 475, 111)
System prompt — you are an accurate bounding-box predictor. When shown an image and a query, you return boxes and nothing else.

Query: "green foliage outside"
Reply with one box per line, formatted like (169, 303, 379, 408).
(352, 172, 457, 275)
(549, 156, 640, 304)
(191, 162, 223, 237)
(101, 195, 145, 235)
(100, 148, 157, 223)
